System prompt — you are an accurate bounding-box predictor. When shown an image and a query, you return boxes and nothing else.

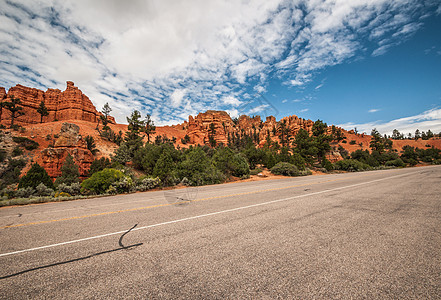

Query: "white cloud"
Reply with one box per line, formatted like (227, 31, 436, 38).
(0, 0, 437, 124)
(315, 83, 323, 90)
(338, 108, 441, 136)
(299, 108, 309, 113)
(170, 89, 186, 108)
(368, 108, 380, 113)
(249, 104, 269, 115)
(282, 99, 288, 103)
(290, 79, 305, 86)
(222, 96, 242, 107)
(226, 108, 239, 118)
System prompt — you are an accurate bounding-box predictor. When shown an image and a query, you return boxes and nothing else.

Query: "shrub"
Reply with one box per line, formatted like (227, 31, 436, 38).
(12, 146, 23, 157)
(54, 191, 71, 198)
(18, 162, 54, 190)
(1, 186, 16, 199)
(11, 124, 20, 131)
(15, 187, 35, 198)
(299, 168, 312, 176)
(35, 183, 54, 197)
(54, 155, 80, 186)
(12, 136, 39, 150)
(333, 159, 371, 172)
(57, 182, 81, 196)
(385, 158, 405, 167)
(136, 177, 161, 192)
(289, 153, 306, 170)
(177, 147, 225, 186)
(270, 162, 300, 176)
(250, 168, 263, 175)
(349, 140, 356, 145)
(321, 158, 334, 172)
(0, 158, 27, 189)
(153, 150, 178, 185)
(0, 149, 7, 163)
(88, 157, 112, 176)
(81, 168, 125, 194)
(213, 147, 250, 178)
(110, 176, 135, 194)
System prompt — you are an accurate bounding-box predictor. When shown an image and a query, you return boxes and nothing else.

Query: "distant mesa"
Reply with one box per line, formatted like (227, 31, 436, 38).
(0, 81, 115, 127)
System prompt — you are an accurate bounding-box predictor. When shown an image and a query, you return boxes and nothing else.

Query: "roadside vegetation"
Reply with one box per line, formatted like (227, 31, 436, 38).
(0, 101, 440, 206)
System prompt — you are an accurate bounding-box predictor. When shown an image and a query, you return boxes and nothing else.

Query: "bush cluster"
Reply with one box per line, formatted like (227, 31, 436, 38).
(333, 159, 371, 172)
(12, 136, 39, 150)
(270, 162, 300, 176)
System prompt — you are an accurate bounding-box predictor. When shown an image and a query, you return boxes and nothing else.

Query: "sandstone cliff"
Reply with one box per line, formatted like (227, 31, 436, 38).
(0, 81, 115, 126)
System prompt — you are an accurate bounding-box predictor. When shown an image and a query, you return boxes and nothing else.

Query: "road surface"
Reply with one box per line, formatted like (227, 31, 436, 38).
(1, 166, 440, 299)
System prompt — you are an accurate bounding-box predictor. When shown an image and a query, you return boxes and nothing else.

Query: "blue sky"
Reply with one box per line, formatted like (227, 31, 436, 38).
(1, 0, 440, 135)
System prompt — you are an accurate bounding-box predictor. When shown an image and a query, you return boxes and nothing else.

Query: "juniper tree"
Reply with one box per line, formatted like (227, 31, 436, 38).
(143, 114, 156, 143)
(54, 155, 80, 186)
(37, 101, 49, 123)
(4, 96, 25, 127)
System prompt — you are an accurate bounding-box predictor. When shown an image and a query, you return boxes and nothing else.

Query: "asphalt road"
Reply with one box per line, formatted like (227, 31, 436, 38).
(1, 166, 440, 299)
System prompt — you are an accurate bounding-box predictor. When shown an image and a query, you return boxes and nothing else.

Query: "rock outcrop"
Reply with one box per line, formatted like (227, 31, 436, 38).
(40, 123, 94, 179)
(0, 81, 115, 126)
(182, 110, 319, 147)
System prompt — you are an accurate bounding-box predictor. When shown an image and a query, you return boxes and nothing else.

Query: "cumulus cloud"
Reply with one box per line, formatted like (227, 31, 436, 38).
(338, 108, 441, 136)
(0, 0, 438, 124)
(222, 96, 242, 107)
(170, 89, 186, 108)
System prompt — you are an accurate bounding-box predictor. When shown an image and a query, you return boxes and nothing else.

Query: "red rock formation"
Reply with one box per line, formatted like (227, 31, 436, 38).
(183, 110, 320, 147)
(186, 110, 235, 145)
(0, 81, 115, 126)
(40, 123, 94, 179)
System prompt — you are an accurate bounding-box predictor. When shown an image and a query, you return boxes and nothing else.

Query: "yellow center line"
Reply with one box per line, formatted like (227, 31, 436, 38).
(1, 173, 374, 229)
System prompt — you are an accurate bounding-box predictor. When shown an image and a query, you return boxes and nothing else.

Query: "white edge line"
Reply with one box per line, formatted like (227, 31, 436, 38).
(0, 171, 418, 258)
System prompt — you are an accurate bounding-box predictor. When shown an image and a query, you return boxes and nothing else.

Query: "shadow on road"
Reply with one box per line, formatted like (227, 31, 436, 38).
(1, 224, 142, 280)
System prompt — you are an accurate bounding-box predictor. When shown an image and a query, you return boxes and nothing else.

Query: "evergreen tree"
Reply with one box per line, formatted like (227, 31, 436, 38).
(85, 135, 98, 155)
(37, 101, 49, 123)
(19, 163, 54, 190)
(369, 128, 385, 153)
(4, 96, 25, 127)
(54, 155, 80, 186)
(426, 129, 434, 139)
(392, 129, 401, 140)
(143, 114, 156, 143)
(414, 129, 421, 140)
(124, 110, 145, 157)
(0, 97, 6, 122)
(208, 122, 217, 147)
(100, 102, 112, 130)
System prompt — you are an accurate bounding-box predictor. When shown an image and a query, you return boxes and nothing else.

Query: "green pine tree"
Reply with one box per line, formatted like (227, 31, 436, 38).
(19, 163, 54, 190)
(37, 101, 49, 123)
(55, 155, 80, 186)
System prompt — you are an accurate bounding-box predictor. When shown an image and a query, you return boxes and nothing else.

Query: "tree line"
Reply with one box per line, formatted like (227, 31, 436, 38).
(0, 102, 440, 203)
